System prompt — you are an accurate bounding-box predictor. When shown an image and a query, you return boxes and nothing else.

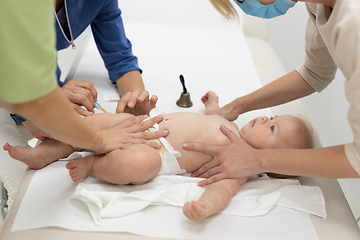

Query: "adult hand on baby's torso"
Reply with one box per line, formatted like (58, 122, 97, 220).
(183, 124, 259, 186)
(84, 112, 169, 154)
(160, 112, 239, 173)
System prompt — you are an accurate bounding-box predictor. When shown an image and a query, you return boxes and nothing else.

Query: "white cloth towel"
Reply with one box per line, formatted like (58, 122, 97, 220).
(71, 174, 326, 225)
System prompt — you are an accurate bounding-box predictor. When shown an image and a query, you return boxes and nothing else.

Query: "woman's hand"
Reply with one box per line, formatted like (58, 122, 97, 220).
(61, 80, 98, 116)
(96, 114, 168, 153)
(116, 89, 157, 115)
(183, 125, 261, 186)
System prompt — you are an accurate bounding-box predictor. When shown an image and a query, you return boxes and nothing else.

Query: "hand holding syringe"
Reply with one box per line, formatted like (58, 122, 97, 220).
(94, 102, 107, 113)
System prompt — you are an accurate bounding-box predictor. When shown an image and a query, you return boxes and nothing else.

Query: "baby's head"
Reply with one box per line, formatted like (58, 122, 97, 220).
(239, 115, 313, 150)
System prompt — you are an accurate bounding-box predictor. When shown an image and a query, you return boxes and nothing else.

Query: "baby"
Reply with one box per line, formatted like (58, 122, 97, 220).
(3, 91, 313, 221)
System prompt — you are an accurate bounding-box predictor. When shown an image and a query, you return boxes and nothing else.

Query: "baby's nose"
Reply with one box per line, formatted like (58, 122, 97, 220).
(261, 116, 269, 124)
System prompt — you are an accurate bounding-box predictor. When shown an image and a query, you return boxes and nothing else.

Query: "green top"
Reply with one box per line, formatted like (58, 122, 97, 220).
(0, 0, 57, 103)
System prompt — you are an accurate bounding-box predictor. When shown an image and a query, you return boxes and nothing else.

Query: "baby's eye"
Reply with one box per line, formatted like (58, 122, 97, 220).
(270, 126, 275, 132)
(270, 116, 274, 120)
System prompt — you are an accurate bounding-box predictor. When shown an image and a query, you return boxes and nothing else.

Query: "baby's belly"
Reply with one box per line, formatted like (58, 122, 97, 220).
(158, 112, 238, 173)
(162, 132, 212, 173)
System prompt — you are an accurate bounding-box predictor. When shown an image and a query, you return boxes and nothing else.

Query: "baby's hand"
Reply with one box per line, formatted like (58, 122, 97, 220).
(201, 92, 210, 105)
(201, 91, 221, 115)
(183, 201, 211, 221)
(201, 91, 218, 106)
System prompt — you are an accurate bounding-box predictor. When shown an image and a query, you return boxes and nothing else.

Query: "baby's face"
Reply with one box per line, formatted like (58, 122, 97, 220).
(239, 115, 299, 149)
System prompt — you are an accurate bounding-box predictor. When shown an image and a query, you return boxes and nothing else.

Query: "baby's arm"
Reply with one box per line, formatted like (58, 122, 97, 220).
(183, 177, 247, 221)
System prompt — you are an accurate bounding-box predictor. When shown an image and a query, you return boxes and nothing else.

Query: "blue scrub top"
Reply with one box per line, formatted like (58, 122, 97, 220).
(55, 0, 141, 85)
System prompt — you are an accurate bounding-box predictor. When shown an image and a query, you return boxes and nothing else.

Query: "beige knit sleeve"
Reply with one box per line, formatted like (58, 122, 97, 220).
(339, 3, 360, 175)
(295, 4, 337, 93)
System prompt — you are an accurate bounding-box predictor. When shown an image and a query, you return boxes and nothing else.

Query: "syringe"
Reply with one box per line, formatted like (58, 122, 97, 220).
(94, 102, 107, 113)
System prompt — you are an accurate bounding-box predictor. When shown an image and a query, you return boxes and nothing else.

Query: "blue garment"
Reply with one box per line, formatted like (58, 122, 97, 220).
(10, 0, 140, 123)
(55, 0, 141, 85)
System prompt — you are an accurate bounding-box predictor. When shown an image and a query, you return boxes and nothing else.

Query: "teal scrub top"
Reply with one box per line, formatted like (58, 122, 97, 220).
(0, 0, 57, 103)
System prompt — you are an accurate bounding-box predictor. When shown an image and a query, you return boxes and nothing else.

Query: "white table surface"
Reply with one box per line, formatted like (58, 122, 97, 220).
(1, 0, 360, 238)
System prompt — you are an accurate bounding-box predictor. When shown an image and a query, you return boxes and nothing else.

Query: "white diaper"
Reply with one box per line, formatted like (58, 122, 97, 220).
(149, 108, 187, 175)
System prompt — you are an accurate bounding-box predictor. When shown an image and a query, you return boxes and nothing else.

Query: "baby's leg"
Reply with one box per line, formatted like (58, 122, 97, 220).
(201, 91, 220, 114)
(183, 177, 247, 221)
(66, 144, 162, 184)
(3, 139, 75, 170)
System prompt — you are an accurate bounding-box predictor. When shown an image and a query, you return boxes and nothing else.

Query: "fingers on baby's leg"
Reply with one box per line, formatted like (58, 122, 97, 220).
(183, 201, 210, 221)
(66, 156, 93, 182)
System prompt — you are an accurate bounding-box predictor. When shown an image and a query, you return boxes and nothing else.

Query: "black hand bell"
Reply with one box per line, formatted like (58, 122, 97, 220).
(176, 74, 193, 108)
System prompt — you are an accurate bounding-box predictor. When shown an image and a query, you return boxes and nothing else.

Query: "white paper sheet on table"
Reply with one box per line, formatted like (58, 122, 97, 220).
(12, 162, 320, 240)
(72, 172, 325, 226)
(12, 0, 321, 239)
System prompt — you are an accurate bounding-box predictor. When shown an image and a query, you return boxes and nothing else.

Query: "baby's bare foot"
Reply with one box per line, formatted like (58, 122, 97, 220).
(66, 155, 94, 182)
(3, 143, 47, 170)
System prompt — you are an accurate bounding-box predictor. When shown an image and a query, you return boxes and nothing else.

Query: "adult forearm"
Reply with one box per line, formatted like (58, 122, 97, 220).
(234, 70, 315, 115)
(259, 145, 360, 178)
(115, 71, 144, 96)
(2, 87, 101, 151)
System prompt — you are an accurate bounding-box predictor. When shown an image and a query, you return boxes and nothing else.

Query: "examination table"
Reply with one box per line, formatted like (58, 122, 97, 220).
(1, 1, 360, 239)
